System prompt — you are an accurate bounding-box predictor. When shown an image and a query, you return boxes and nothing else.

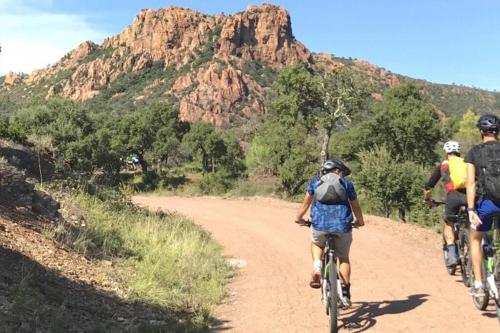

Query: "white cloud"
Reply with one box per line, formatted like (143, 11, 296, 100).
(0, 0, 108, 75)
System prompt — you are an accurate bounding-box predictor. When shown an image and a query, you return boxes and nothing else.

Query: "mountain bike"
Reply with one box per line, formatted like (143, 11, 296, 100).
(298, 220, 351, 333)
(470, 213, 500, 322)
(428, 200, 471, 285)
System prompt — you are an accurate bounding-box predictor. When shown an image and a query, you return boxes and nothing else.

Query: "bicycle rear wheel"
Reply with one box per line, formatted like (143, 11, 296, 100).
(328, 255, 338, 333)
(459, 230, 471, 287)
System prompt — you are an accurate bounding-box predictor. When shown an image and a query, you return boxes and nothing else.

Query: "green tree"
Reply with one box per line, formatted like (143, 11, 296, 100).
(110, 104, 188, 173)
(277, 130, 318, 196)
(453, 109, 481, 153)
(182, 122, 243, 176)
(249, 118, 319, 196)
(148, 106, 189, 172)
(247, 66, 326, 195)
(333, 82, 442, 166)
(356, 145, 425, 220)
(270, 65, 322, 129)
(182, 122, 217, 174)
(218, 136, 245, 178)
(317, 67, 369, 162)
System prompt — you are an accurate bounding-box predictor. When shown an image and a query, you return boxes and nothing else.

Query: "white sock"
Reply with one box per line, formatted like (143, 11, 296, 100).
(313, 260, 322, 272)
(474, 281, 483, 288)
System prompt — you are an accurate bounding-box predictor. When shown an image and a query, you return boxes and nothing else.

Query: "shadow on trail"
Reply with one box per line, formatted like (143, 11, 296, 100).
(208, 319, 233, 331)
(339, 294, 429, 332)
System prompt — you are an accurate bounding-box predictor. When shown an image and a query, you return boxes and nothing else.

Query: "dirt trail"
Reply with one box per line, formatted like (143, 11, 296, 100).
(133, 196, 499, 332)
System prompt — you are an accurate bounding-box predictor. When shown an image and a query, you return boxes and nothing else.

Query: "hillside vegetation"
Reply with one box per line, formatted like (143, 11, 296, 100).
(0, 147, 232, 331)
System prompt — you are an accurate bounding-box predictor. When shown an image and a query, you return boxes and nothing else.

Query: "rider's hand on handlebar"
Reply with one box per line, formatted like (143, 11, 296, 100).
(353, 219, 364, 228)
(423, 198, 433, 207)
(468, 210, 483, 229)
(295, 218, 310, 227)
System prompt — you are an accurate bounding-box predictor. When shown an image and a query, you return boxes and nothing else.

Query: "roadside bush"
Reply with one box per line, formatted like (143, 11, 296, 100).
(407, 202, 443, 230)
(132, 171, 161, 192)
(229, 177, 276, 197)
(356, 145, 425, 220)
(197, 172, 234, 195)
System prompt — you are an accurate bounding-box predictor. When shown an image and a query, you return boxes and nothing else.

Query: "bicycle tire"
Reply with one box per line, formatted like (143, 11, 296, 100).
(442, 236, 457, 275)
(329, 254, 338, 333)
(459, 229, 472, 287)
(322, 255, 329, 316)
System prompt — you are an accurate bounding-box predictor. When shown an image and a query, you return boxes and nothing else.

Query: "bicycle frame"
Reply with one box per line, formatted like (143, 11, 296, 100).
(321, 236, 348, 308)
(321, 238, 337, 305)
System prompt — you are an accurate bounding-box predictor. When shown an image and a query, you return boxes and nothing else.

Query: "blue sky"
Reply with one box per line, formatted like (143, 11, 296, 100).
(1, 0, 499, 91)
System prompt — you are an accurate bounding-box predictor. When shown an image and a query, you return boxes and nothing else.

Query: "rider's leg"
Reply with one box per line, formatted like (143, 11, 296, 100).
(443, 221, 457, 265)
(470, 228, 484, 286)
(470, 198, 499, 293)
(333, 233, 353, 285)
(338, 257, 350, 285)
(311, 242, 324, 271)
(443, 221, 455, 245)
(310, 230, 326, 288)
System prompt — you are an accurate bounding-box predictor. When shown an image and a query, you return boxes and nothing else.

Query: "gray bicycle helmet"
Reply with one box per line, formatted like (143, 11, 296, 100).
(321, 159, 351, 176)
(477, 114, 500, 134)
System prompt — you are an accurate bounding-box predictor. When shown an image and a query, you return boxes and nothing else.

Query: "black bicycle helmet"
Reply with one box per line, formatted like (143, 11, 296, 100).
(321, 159, 351, 176)
(477, 114, 500, 134)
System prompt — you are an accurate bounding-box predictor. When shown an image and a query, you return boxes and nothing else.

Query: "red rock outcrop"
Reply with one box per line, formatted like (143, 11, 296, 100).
(102, 7, 216, 66)
(352, 59, 400, 87)
(3, 72, 22, 85)
(178, 63, 250, 126)
(216, 4, 311, 66)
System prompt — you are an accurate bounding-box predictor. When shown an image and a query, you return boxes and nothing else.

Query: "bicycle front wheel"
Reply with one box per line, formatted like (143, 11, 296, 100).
(328, 255, 338, 333)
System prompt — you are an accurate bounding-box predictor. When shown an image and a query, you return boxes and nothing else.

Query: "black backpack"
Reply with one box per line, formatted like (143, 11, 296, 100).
(479, 142, 500, 202)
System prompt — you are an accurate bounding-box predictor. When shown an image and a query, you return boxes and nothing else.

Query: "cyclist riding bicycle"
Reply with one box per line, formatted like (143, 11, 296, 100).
(295, 159, 365, 306)
(465, 114, 500, 297)
(423, 140, 467, 267)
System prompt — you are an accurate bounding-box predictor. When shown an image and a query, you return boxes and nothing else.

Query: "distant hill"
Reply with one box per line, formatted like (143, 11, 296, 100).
(331, 56, 500, 117)
(1, 3, 499, 125)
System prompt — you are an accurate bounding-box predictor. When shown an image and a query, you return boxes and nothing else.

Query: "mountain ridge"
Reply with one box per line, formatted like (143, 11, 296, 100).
(1, 3, 499, 125)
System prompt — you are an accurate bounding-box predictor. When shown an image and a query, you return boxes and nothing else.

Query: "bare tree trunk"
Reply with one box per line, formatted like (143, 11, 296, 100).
(138, 153, 147, 173)
(320, 127, 332, 163)
(398, 208, 406, 222)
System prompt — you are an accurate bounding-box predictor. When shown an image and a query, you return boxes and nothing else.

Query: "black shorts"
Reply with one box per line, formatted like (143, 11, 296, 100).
(444, 191, 467, 223)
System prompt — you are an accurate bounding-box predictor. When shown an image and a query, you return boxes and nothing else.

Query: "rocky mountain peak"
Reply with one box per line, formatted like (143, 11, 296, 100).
(2, 4, 312, 126)
(216, 3, 310, 66)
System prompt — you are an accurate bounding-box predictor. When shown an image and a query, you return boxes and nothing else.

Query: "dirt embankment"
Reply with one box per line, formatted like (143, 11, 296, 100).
(134, 195, 499, 332)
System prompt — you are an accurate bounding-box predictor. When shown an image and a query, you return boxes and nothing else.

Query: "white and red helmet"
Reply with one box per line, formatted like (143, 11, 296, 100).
(443, 140, 461, 154)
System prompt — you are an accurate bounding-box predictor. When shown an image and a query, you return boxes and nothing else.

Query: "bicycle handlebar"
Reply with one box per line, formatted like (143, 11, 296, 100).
(425, 199, 446, 207)
(295, 219, 361, 228)
(296, 219, 312, 227)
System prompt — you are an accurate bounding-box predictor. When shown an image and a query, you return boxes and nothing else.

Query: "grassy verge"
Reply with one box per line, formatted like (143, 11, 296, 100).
(54, 191, 233, 327)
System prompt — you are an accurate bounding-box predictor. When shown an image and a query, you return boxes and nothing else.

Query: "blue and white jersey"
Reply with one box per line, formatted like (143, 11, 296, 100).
(307, 176, 357, 233)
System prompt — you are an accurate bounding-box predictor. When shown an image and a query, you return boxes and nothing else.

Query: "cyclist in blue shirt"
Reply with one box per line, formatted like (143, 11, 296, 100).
(295, 159, 365, 304)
